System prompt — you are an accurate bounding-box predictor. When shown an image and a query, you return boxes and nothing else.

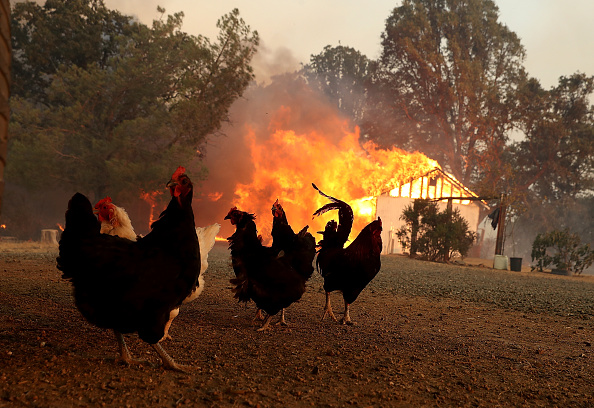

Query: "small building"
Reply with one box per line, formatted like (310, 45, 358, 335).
(375, 168, 491, 255)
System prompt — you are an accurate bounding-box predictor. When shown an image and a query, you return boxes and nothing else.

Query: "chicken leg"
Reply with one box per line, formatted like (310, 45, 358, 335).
(113, 330, 147, 366)
(256, 314, 273, 332)
(321, 292, 338, 322)
(162, 307, 180, 341)
(151, 342, 188, 372)
(253, 308, 265, 321)
(275, 308, 288, 326)
(341, 301, 354, 325)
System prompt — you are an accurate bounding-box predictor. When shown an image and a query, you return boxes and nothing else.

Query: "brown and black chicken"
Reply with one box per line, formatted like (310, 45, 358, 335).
(225, 206, 313, 331)
(312, 183, 382, 325)
(57, 167, 200, 371)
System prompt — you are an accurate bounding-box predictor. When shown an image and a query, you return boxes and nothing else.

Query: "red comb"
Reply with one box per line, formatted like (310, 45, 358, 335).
(171, 166, 186, 180)
(95, 197, 112, 208)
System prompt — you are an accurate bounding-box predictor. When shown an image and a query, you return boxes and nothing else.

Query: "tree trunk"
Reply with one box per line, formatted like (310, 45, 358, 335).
(0, 0, 11, 223)
(41, 229, 59, 246)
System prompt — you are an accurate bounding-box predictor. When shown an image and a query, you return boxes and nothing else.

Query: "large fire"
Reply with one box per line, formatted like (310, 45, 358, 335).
(231, 124, 440, 243)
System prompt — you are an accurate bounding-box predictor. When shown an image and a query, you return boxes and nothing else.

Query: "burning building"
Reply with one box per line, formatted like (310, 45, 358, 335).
(375, 168, 491, 255)
(195, 77, 492, 255)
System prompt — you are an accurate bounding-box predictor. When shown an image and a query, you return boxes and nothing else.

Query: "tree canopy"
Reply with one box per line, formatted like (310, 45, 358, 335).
(302, 45, 373, 124)
(11, 0, 134, 103)
(363, 0, 526, 187)
(8, 1, 259, 202)
(512, 73, 594, 201)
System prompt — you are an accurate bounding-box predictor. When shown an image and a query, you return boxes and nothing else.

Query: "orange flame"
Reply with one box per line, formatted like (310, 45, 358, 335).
(56, 223, 64, 232)
(0, 224, 5, 229)
(233, 124, 440, 243)
(140, 190, 163, 229)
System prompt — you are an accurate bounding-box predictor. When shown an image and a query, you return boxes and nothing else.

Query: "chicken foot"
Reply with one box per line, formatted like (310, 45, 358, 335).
(256, 314, 273, 332)
(151, 342, 189, 372)
(113, 330, 148, 366)
(321, 292, 338, 322)
(341, 301, 355, 325)
(253, 308, 265, 321)
(275, 309, 288, 326)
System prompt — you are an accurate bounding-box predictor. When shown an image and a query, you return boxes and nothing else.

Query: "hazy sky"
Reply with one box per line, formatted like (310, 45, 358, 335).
(102, 0, 594, 88)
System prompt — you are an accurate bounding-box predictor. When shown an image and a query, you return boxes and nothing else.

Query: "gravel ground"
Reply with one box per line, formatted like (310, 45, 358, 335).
(374, 255, 594, 319)
(1, 242, 594, 407)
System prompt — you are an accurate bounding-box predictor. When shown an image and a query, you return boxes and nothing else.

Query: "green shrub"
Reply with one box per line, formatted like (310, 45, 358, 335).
(396, 199, 476, 262)
(531, 229, 594, 275)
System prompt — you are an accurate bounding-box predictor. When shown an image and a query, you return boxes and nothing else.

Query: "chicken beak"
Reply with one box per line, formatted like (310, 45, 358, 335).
(166, 180, 178, 188)
(93, 209, 99, 215)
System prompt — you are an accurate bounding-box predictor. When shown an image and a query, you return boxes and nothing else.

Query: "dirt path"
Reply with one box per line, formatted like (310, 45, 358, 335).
(1, 243, 593, 407)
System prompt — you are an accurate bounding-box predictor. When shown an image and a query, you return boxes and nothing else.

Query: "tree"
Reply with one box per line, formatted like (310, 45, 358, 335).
(303, 45, 373, 124)
(7, 3, 259, 202)
(512, 73, 594, 202)
(365, 0, 526, 188)
(396, 199, 476, 262)
(531, 229, 594, 275)
(500, 73, 594, 258)
(11, 0, 134, 104)
(0, 0, 9, 222)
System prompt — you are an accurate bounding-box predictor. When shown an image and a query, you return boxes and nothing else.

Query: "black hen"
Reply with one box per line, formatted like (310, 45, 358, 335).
(270, 199, 316, 325)
(57, 167, 200, 371)
(225, 207, 308, 331)
(312, 183, 382, 325)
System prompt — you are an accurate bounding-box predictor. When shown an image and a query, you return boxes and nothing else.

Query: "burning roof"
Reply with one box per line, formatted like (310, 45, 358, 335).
(386, 168, 489, 209)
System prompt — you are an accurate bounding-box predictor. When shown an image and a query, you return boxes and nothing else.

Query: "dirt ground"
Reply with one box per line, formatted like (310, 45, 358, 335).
(1, 242, 594, 407)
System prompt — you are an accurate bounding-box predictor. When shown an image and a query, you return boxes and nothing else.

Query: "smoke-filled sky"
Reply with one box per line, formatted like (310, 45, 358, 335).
(102, 0, 594, 88)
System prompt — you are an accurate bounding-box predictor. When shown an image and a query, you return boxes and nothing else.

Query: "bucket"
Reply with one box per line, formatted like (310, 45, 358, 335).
(493, 255, 508, 270)
(509, 257, 522, 272)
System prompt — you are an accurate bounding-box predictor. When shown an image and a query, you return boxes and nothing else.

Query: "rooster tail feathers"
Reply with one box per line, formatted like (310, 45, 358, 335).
(312, 202, 346, 218)
(312, 183, 341, 203)
(297, 225, 309, 237)
(297, 225, 316, 247)
(197, 223, 221, 255)
(311, 185, 354, 249)
(196, 223, 221, 275)
(311, 184, 353, 219)
(179, 223, 220, 306)
(229, 276, 251, 303)
(182, 274, 205, 304)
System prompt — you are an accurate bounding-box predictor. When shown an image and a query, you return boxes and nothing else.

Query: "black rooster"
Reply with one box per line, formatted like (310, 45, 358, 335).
(225, 207, 311, 331)
(270, 199, 316, 325)
(312, 183, 382, 325)
(57, 167, 200, 371)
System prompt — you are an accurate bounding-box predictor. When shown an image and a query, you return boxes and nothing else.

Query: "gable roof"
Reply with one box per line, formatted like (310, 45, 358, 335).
(381, 167, 490, 210)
